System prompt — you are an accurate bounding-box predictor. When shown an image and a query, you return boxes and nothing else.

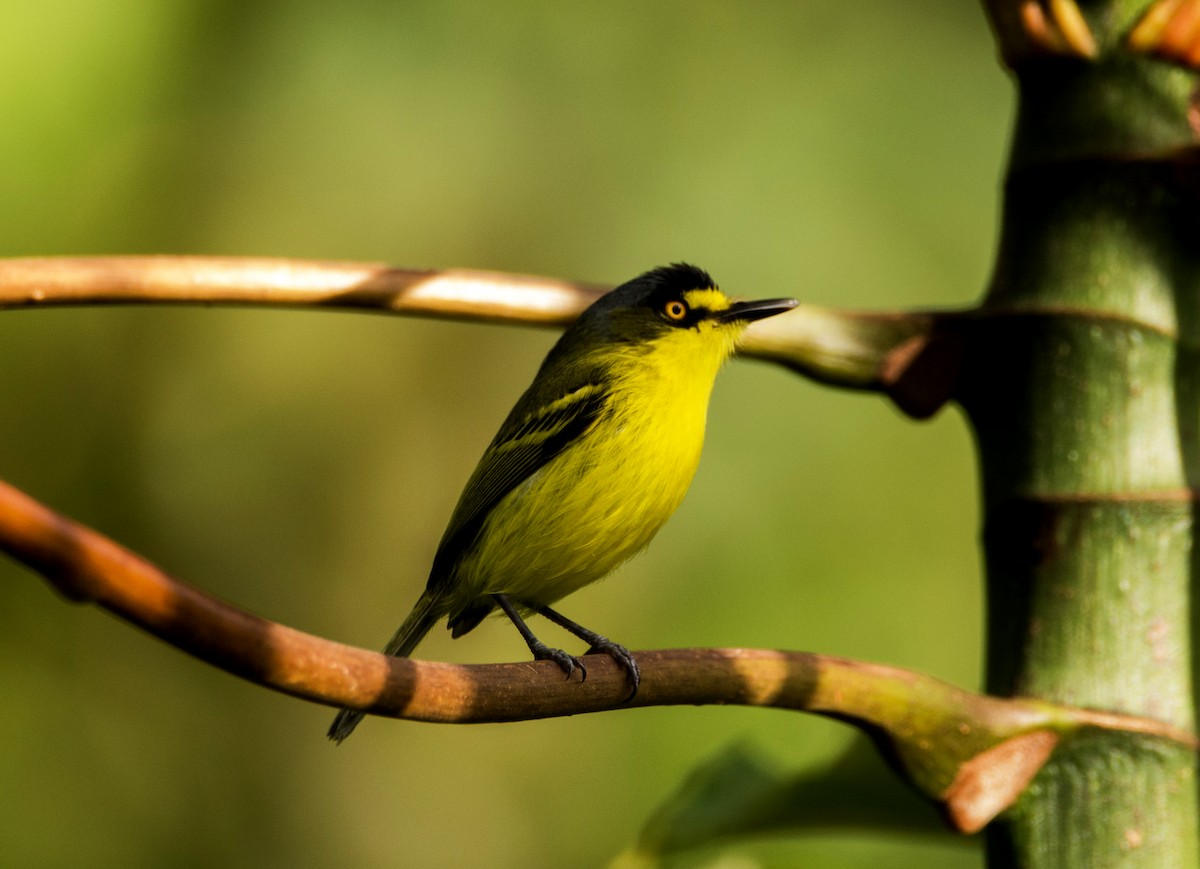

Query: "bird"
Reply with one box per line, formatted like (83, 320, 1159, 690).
(328, 263, 796, 742)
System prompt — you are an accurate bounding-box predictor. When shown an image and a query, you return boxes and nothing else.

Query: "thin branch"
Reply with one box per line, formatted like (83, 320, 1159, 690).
(1, 476, 1192, 833)
(0, 255, 605, 325)
(0, 255, 949, 416)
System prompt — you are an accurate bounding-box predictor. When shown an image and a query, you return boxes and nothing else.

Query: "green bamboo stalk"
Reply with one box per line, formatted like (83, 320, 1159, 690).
(973, 1, 1200, 864)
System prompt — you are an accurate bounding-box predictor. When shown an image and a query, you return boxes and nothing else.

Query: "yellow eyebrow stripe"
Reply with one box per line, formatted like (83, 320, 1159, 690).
(681, 288, 729, 312)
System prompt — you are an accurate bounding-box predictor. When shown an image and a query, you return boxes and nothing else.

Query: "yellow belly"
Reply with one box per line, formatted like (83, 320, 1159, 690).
(449, 338, 725, 607)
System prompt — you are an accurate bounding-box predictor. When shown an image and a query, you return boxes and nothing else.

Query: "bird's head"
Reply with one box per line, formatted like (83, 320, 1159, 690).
(560, 264, 796, 369)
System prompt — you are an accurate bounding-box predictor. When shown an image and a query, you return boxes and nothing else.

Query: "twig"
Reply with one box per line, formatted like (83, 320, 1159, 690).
(0, 255, 603, 324)
(1, 476, 1192, 833)
(0, 255, 950, 416)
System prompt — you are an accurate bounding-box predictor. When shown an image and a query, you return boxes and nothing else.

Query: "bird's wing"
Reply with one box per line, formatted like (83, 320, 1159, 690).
(426, 380, 610, 590)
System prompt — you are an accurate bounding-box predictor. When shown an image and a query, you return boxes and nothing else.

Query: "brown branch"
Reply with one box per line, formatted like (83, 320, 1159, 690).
(0, 255, 605, 325)
(2, 476, 1193, 833)
(0, 255, 951, 417)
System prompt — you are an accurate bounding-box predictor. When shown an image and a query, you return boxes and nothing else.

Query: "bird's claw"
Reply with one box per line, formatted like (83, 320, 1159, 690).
(586, 638, 640, 702)
(529, 636, 639, 700)
(532, 644, 587, 682)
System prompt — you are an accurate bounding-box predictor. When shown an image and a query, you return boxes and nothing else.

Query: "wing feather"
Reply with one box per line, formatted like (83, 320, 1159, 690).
(426, 380, 609, 590)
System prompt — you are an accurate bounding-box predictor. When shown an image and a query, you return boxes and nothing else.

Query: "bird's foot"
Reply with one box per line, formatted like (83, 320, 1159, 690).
(586, 637, 640, 702)
(530, 641, 588, 683)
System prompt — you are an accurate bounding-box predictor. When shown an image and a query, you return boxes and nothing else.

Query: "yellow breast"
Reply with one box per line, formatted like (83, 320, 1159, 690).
(452, 321, 738, 606)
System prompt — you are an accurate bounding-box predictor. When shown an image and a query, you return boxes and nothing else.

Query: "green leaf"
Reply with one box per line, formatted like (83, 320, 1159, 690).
(632, 736, 948, 860)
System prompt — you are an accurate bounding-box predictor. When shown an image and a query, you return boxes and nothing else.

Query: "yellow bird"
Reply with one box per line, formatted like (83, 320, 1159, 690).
(329, 263, 795, 742)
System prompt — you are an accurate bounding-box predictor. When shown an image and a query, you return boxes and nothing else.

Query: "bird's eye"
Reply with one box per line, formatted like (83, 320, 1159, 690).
(662, 300, 688, 321)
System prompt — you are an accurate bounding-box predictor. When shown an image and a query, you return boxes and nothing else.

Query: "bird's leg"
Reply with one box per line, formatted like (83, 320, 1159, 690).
(534, 604, 640, 701)
(492, 594, 586, 682)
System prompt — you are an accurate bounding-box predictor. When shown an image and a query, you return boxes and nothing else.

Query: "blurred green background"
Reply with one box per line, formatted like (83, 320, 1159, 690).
(0, 2, 1011, 866)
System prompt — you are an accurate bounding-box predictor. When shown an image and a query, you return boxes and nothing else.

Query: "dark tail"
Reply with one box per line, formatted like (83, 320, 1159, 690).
(327, 591, 442, 744)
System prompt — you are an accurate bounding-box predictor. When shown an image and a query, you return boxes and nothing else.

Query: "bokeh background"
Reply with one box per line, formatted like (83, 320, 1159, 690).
(0, 2, 1011, 866)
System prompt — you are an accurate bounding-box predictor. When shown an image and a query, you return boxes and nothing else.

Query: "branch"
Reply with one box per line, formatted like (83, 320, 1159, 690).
(0, 255, 605, 324)
(1, 476, 1192, 833)
(0, 255, 953, 417)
